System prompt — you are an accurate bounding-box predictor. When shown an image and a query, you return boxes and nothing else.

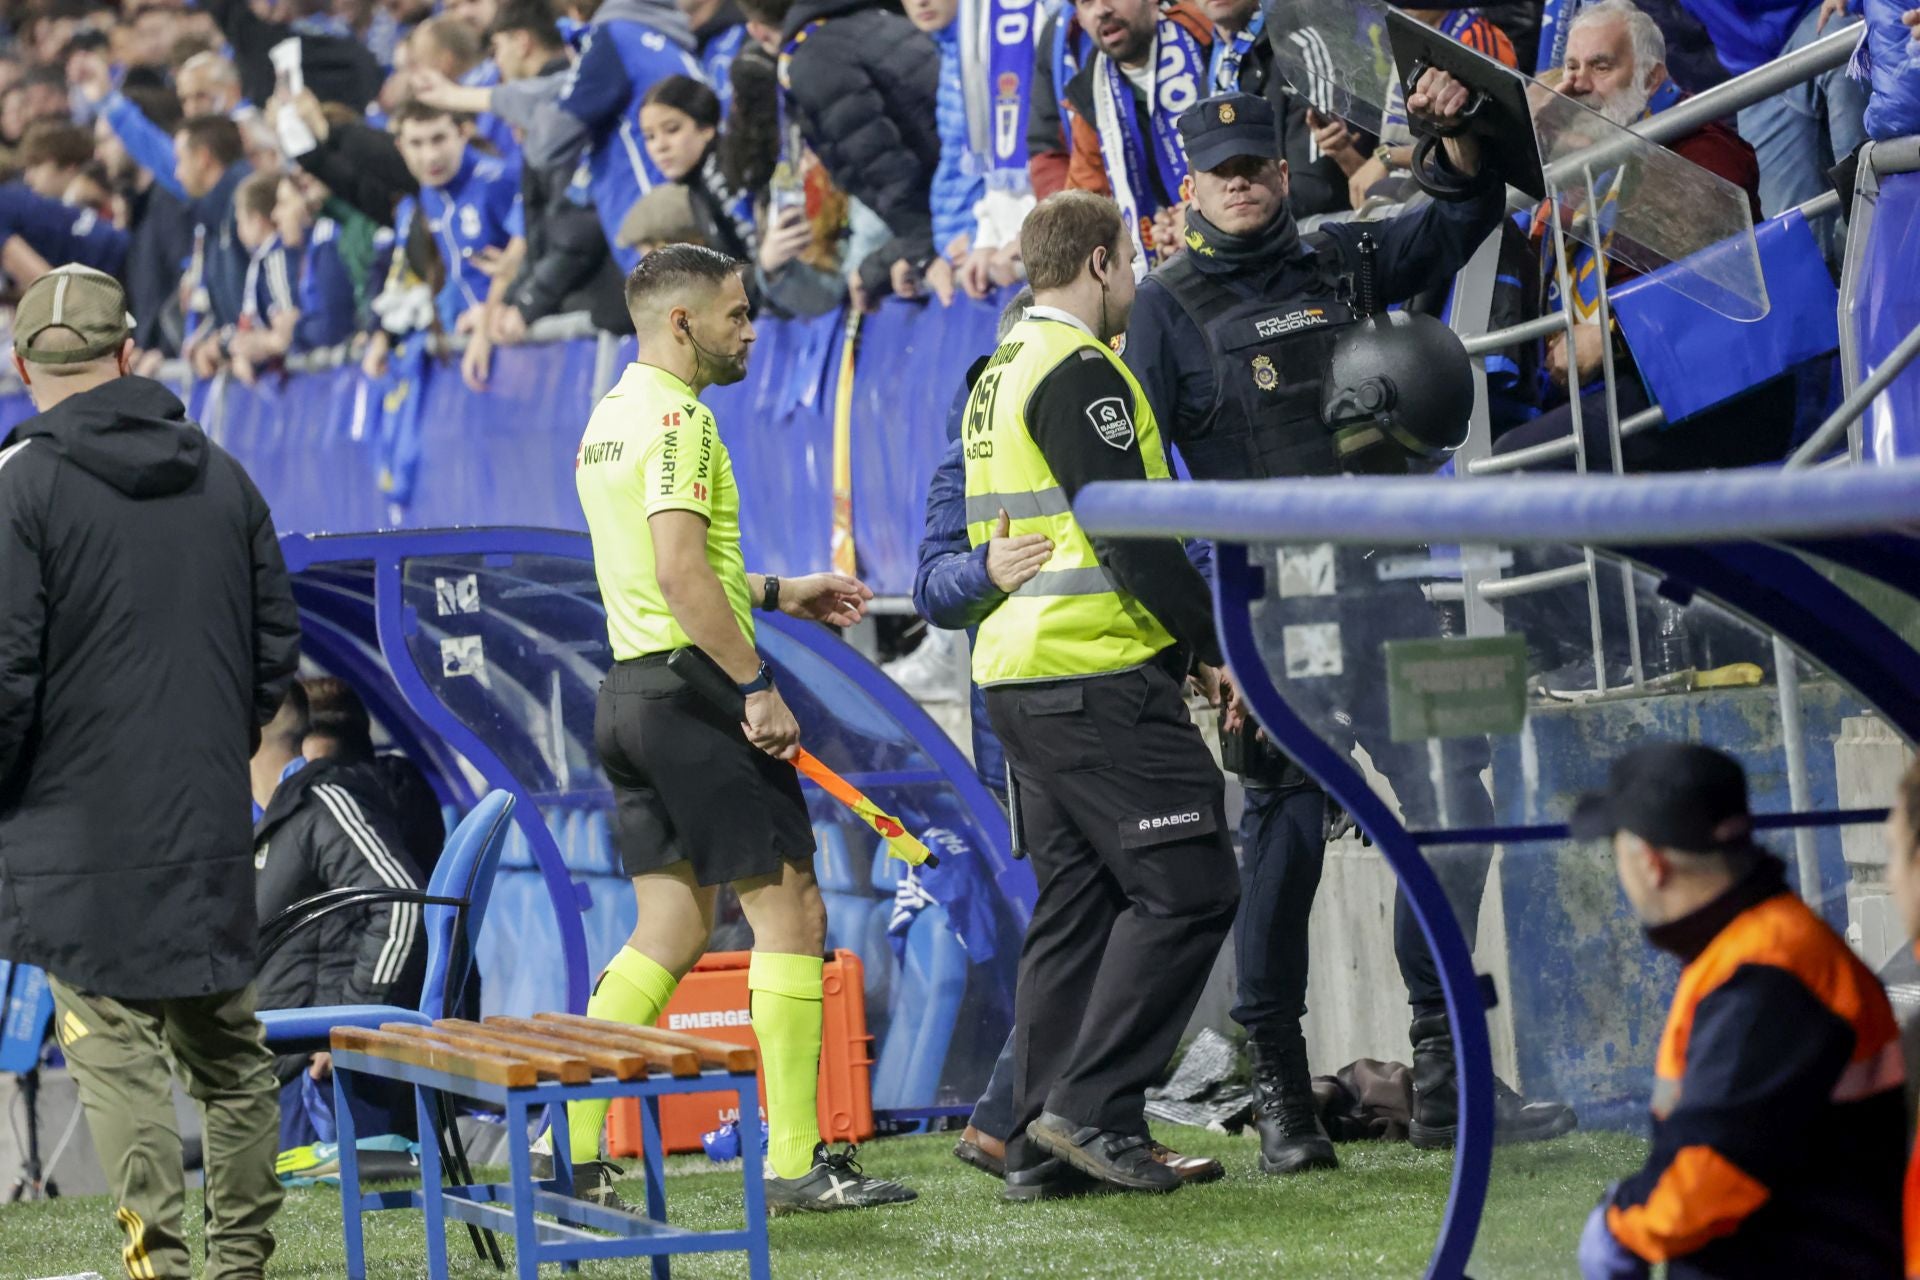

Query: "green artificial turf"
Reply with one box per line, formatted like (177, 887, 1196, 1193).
(1, 1127, 1644, 1279)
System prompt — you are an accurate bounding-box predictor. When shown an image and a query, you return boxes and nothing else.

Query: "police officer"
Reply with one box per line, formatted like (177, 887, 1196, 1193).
(965, 190, 1239, 1197)
(1124, 84, 1573, 1167)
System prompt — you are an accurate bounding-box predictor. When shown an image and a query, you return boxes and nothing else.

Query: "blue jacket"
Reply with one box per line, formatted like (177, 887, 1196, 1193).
(294, 218, 360, 351)
(913, 429, 1007, 796)
(700, 22, 748, 113)
(526, 0, 703, 273)
(1851, 0, 1920, 139)
(192, 161, 254, 329)
(0, 183, 129, 276)
(240, 233, 296, 332)
(931, 22, 984, 258)
(1676, 0, 1818, 75)
(392, 148, 521, 330)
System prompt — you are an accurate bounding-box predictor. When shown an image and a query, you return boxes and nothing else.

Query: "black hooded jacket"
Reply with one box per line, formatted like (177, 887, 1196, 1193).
(778, 0, 940, 288)
(255, 755, 424, 1079)
(0, 377, 300, 1001)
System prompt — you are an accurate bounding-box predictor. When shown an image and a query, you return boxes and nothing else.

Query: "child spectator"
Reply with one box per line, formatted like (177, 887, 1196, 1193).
(640, 76, 754, 261)
(225, 168, 299, 384)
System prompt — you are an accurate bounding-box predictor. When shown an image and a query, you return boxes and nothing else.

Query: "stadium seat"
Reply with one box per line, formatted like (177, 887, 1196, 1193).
(871, 903, 969, 1110)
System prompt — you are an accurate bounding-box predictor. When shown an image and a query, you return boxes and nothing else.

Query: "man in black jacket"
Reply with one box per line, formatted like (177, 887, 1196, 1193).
(738, 0, 940, 304)
(251, 683, 424, 1148)
(0, 265, 299, 1280)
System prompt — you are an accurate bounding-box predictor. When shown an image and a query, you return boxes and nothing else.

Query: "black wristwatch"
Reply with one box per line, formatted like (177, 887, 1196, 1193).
(760, 574, 781, 613)
(738, 662, 775, 696)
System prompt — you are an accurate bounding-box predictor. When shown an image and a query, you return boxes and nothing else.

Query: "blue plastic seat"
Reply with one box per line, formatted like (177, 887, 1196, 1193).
(258, 790, 517, 1047)
(870, 904, 969, 1109)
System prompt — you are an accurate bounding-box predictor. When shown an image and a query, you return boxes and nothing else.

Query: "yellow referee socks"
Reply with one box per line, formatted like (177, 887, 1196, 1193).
(749, 951, 825, 1179)
(567, 947, 679, 1161)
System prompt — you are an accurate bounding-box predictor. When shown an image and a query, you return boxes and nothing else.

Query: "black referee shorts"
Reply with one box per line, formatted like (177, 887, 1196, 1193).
(594, 652, 816, 887)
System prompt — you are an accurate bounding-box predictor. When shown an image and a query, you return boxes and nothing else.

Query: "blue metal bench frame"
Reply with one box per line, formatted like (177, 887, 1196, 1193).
(331, 1048, 770, 1280)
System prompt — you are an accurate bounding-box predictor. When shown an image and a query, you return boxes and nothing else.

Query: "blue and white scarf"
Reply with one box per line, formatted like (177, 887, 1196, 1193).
(961, 0, 1040, 182)
(1209, 7, 1264, 93)
(1092, 18, 1205, 275)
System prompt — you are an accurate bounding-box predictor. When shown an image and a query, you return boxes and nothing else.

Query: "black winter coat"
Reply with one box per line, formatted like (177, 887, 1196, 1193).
(778, 0, 940, 288)
(0, 377, 299, 1001)
(255, 756, 425, 1079)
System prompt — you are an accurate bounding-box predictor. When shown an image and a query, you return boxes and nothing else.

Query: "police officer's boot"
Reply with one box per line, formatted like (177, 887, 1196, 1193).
(1408, 1013, 1459, 1150)
(1409, 1012, 1579, 1150)
(1248, 1025, 1337, 1175)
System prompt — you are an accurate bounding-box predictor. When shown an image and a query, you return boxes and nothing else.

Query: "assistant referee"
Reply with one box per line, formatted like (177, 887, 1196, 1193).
(965, 192, 1240, 1197)
(571, 245, 915, 1215)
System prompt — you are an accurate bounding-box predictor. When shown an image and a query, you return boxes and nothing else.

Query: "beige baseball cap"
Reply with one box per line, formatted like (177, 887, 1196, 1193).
(15, 265, 135, 364)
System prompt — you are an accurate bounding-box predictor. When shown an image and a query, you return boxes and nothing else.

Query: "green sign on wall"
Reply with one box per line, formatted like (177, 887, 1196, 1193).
(1385, 635, 1530, 743)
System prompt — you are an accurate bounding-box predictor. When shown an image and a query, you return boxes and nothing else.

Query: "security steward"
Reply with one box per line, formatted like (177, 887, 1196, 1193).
(1123, 84, 1571, 1168)
(965, 190, 1239, 1197)
(572, 244, 915, 1216)
(1574, 744, 1904, 1280)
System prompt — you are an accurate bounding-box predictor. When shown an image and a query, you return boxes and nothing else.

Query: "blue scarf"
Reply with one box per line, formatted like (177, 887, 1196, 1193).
(1095, 18, 1205, 270)
(1209, 8, 1264, 93)
(962, 0, 1039, 180)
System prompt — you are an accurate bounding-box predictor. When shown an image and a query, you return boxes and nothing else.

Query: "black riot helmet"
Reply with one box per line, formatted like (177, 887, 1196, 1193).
(1319, 312, 1474, 472)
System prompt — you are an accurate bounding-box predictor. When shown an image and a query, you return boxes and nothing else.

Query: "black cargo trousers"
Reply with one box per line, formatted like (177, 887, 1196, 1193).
(986, 653, 1240, 1174)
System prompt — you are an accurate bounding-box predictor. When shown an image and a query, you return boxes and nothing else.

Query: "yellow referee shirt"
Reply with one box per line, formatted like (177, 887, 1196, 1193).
(575, 362, 754, 660)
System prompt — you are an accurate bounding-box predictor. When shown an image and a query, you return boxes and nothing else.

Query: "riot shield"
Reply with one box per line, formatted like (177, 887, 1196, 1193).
(1261, 0, 1768, 320)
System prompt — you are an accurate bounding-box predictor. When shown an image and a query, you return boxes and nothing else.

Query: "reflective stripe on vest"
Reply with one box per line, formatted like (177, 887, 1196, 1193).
(962, 316, 1177, 685)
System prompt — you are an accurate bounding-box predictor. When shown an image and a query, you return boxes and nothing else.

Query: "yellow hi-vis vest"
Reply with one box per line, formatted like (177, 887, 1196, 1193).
(963, 315, 1177, 686)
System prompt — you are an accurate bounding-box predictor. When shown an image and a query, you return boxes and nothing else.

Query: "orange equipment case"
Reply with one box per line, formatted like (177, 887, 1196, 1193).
(605, 949, 875, 1157)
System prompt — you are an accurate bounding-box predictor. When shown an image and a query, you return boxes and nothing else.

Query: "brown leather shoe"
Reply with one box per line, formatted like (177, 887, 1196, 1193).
(1149, 1141, 1224, 1184)
(954, 1125, 1007, 1179)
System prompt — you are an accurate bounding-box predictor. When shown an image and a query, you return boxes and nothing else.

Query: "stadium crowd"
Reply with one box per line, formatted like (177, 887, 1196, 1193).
(0, 0, 1911, 418)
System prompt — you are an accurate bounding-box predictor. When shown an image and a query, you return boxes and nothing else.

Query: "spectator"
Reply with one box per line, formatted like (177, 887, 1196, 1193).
(178, 49, 250, 120)
(250, 681, 424, 1151)
(615, 181, 707, 250)
(500, 0, 704, 275)
(1490, 0, 1781, 474)
(640, 75, 753, 260)
(0, 176, 131, 282)
(73, 49, 244, 202)
(94, 86, 194, 360)
(113, 4, 183, 76)
(198, 0, 387, 111)
(1571, 743, 1903, 1280)
(721, 43, 862, 316)
(224, 169, 299, 384)
(17, 122, 98, 201)
(173, 114, 254, 354)
(12, 66, 76, 134)
(480, 0, 632, 337)
(739, 0, 942, 306)
(1202, 0, 1367, 217)
(276, 172, 363, 351)
(1025, 0, 1088, 199)
(1680, 0, 1865, 233)
(1830, 0, 1920, 141)
(0, 265, 298, 1280)
(407, 14, 518, 161)
(362, 98, 519, 374)
(63, 161, 114, 216)
(1057, 0, 1214, 272)
(686, 0, 750, 111)
(905, 0, 983, 304)
(1346, 7, 1515, 207)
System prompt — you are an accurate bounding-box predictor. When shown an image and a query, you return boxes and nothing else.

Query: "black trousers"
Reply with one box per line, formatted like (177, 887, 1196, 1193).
(986, 661, 1240, 1173)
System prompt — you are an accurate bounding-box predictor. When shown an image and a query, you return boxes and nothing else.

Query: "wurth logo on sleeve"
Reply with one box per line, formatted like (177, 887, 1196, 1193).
(668, 1008, 752, 1031)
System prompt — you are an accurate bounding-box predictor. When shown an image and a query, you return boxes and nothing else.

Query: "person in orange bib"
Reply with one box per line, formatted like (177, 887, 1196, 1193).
(1574, 742, 1905, 1280)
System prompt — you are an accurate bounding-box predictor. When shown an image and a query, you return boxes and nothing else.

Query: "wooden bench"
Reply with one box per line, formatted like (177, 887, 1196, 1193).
(328, 1016, 769, 1279)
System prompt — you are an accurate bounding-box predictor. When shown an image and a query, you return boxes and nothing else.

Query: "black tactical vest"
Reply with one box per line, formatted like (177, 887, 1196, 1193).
(1152, 232, 1357, 481)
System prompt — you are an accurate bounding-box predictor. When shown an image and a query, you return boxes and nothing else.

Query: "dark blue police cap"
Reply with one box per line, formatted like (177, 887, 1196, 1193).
(1177, 93, 1279, 172)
